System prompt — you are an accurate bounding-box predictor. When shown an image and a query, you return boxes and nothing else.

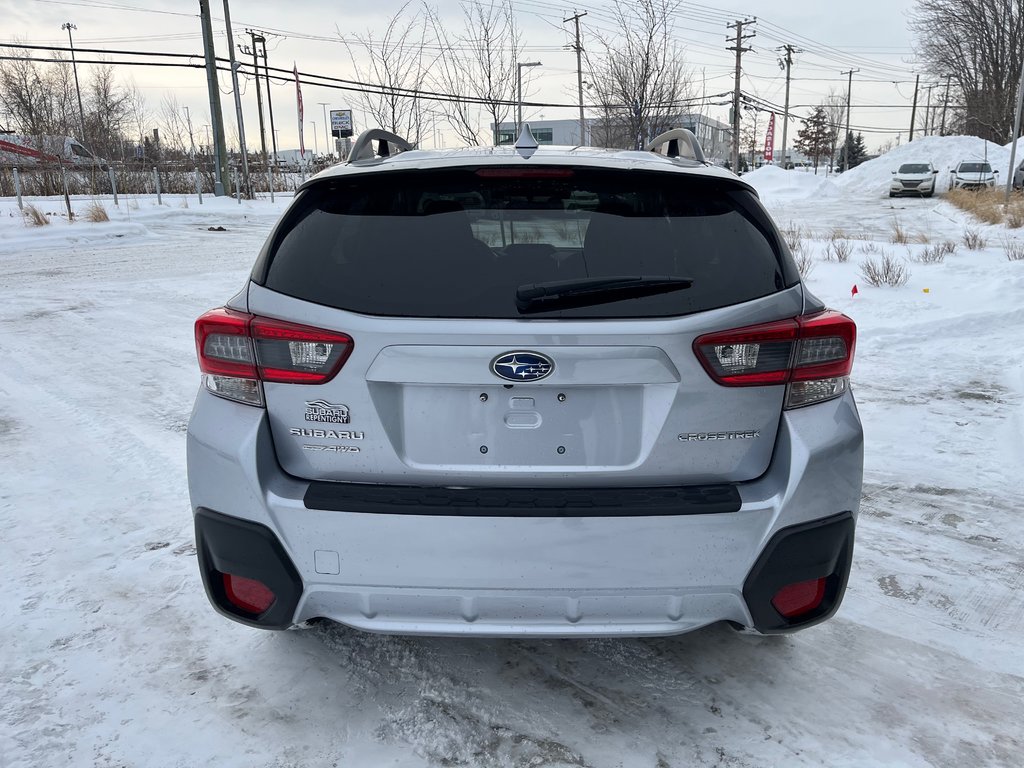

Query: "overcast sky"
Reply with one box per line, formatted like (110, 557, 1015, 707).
(4, 0, 922, 152)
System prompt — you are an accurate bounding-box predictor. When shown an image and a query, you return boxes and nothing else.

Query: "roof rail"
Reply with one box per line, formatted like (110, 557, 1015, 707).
(644, 129, 706, 163)
(348, 128, 415, 163)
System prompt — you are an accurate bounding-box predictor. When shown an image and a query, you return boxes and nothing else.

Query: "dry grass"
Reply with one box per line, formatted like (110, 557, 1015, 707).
(1004, 238, 1024, 261)
(83, 201, 109, 222)
(22, 204, 50, 226)
(909, 241, 956, 264)
(780, 222, 806, 255)
(946, 188, 1004, 225)
(859, 241, 881, 254)
(793, 249, 815, 278)
(962, 228, 987, 250)
(890, 219, 910, 244)
(824, 238, 853, 263)
(1006, 199, 1024, 229)
(913, 231, 931, 244)
(860, 253, 911, 287)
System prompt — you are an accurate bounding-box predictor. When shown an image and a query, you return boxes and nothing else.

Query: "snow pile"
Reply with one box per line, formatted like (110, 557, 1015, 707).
(741, 163, 840, 201)
(834, 135, 1012, 196)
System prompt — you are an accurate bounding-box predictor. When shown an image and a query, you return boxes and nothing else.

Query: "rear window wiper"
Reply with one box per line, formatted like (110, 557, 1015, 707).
(515, 275, 693, 314)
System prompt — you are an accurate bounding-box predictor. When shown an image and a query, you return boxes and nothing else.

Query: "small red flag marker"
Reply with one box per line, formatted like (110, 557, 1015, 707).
(851, 284, 859, 297)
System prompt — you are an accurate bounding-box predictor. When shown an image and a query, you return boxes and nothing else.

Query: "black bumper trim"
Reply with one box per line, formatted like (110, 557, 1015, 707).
(742, 511, 856, 633)
(303, 481, 741, 517)
(194, 508, 303, 630)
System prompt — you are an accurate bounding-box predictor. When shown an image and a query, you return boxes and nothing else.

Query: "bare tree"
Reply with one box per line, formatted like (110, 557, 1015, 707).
(910, 0, 1024, 142)
(585, 0, 693, 149)
(819, 89, 847, 171)
(427, 0, 523, 145)
(342, 2, 432, 146)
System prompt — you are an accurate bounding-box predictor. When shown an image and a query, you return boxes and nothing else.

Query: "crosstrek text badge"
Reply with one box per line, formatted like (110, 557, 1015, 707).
(491, 351, 554, 382)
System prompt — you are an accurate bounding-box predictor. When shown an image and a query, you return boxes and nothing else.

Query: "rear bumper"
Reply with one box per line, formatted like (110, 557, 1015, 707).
(187, 389, 863, 637)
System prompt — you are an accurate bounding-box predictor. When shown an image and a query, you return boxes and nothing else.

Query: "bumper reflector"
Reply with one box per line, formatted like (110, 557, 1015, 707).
(222, 573, 276, 614)
(771, 577, 827, 618)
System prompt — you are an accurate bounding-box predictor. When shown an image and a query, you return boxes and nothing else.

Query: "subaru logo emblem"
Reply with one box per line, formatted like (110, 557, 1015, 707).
(491, 351, 554, 382)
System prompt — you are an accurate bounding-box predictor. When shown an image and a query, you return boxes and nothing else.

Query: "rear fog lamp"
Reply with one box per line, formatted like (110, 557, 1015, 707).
(771, 577, 827, 618)
(222, 573, 276, 614)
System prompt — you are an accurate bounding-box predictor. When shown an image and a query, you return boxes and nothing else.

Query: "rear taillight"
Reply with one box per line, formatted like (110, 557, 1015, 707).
(195, 308, 353, 406)
(694, 310, 856, 409)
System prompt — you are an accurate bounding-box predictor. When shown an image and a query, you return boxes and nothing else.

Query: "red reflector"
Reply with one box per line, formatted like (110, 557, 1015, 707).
(475, 168, 575, 178)
(771, 577, 827, 618)
(222, 573, 275, 614)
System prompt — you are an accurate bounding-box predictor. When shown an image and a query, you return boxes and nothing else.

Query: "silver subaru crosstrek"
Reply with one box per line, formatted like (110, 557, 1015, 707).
(187, 127, 862, 637)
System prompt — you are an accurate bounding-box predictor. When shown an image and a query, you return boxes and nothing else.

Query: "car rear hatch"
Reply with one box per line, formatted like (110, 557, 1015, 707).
(234, 165, 815, 487)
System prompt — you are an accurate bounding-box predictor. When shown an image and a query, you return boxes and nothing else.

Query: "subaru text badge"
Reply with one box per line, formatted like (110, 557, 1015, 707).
(491, 351, 554, 382)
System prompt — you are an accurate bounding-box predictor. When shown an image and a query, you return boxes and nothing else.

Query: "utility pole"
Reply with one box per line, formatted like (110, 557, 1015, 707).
(777, 44, 799, 167)
(183, 105, 196, 158)
(198, 0, 227, 195)
(61, 22, 88, 148)
(243, 31, 270, 186)
(842, 68, 858, 173)
(564, 11, 588, 146)
(1005, 53, 1024, 201)
(940, 73, 953, 136)
(318, 102, 331, 157)
(257, 34, 279, 168)
(727, 18, 756, 173)
(909, 74, 920, 141)
(923, 84, 934, 136)
(222, 0, 250, 198)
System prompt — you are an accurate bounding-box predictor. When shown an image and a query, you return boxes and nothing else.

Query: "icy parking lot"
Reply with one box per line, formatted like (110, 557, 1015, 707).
(1, 183, 1022, 767)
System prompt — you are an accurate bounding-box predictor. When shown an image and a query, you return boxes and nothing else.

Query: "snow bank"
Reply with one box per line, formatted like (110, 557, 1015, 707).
(834, 135, 1012, 196)
(741, 164, 840, 201)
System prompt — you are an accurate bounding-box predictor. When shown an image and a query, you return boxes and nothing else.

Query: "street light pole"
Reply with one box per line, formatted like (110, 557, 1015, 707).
(516, 61, 542, 136)
(61, 22, 88, 147)
(311, 122, 318, 154)
(318, 102, 330, 157)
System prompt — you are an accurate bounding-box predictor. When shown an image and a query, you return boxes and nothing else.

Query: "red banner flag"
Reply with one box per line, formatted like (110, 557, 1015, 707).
(851, 284, 859, 297)
(294, 62, 305, 158)
(763, 112, 775, 163)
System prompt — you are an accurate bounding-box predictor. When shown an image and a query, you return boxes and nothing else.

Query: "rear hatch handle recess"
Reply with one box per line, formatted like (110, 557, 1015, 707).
(515, 275, 694, 314)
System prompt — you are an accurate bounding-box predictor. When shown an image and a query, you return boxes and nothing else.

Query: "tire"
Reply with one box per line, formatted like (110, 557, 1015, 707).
(924, 190, 934, 198)
(888, 192, 895, 198)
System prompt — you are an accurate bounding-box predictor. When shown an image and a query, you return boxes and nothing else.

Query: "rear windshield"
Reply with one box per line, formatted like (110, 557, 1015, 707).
(258, 167, 794, 319)
(958, 163, 991, 173)
(898, 164, 931, 173)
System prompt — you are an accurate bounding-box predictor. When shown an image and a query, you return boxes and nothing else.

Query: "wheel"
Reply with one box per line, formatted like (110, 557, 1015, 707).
(888, 192, 895, 198)
(924, 190, 933, 198)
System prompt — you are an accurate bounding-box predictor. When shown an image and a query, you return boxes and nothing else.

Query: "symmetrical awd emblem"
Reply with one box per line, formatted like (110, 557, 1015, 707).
(490, 351, 554, 382)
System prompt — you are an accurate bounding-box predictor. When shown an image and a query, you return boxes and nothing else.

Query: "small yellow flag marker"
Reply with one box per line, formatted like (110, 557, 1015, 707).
(922, 288, 930, 293)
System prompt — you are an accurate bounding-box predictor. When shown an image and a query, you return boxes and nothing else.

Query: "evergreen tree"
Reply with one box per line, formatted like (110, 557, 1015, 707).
(794, 107, 835, 173)
(837, 132, 868, 170)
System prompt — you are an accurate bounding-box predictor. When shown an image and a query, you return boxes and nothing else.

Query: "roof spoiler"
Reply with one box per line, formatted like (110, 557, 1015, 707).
(644, 129, 706, 163)
(348, 129, 415, 163)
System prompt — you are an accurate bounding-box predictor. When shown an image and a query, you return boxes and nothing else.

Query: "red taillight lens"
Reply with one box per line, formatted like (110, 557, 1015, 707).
(222, 573, 275, 614)
(195, 307, 257, 379)
(693, 311, 856, 408)
(194, 308, 354, 405)
(771, 577, 827, 618)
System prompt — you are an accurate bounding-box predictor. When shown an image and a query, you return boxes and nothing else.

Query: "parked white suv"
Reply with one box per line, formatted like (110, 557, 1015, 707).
(950, 161, 998, 191)
(889, 162, 938, 198)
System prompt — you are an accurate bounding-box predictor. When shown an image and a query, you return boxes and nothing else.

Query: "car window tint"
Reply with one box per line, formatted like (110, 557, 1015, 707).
(260, 168, 793, 319)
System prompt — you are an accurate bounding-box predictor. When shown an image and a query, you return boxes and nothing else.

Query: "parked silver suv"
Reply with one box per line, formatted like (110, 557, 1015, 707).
(187, 127, 862, 638)
(889, 162, 938, 197)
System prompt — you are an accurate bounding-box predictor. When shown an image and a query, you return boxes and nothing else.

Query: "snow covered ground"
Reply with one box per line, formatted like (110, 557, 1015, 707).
(2, 179, 1023, 767)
